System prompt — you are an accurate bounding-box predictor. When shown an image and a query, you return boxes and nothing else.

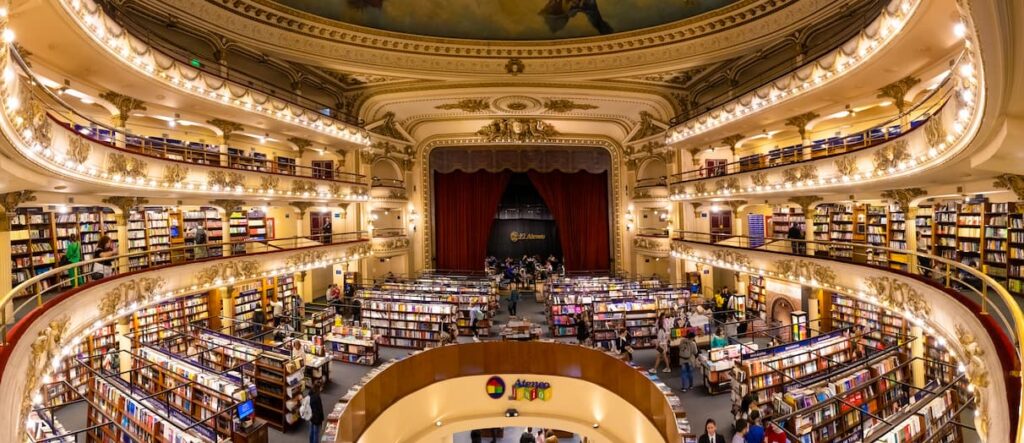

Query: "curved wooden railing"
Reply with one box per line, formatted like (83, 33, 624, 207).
(334, 341, 681, 442)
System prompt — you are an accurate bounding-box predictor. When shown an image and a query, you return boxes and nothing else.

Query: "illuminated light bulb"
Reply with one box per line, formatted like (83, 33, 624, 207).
(959, 63, 974, 77)
(953, 22, 967, 38)
(1, 28, 15, 43)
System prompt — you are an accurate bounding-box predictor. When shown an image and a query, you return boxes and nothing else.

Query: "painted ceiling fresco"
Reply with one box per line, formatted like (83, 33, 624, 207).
(271, 0, 741, 40)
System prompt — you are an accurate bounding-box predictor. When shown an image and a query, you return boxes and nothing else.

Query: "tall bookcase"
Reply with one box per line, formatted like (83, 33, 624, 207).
(731, 333, 855, 407)
(359, 291, 458, 348)
(229, 210, 248, 254)
(983, 202, 1011, 278)
(591, 299, 661, 349)
(865, 205, 888, 266)
(812, 206, 831, 256)
(829, 204, 854, 260)
(830, 293, 907, 348)
(916, 205, 934, 254)
(887, 204, 908, 271)
(772, 206, 805, 238)
(747, 275, 766, 320)
(934, 201, 958, 261)
(230, 281, 265, 337)
(182, 207, 224, 259)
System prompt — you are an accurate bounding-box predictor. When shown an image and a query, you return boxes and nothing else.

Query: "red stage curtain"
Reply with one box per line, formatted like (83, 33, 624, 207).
(527, 171, 610, 271)
(434, 170, 511, 271)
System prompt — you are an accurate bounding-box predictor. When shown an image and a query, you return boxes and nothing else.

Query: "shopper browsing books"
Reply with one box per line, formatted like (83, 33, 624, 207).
(745, 411, 765, 443)
(710, 328, 728, 348)
(575, 313, 590, 345)
(615, 328, 633, 361)
(699, 419, 726, 443)
(731, 419, 748, 443)
(470, 305, 485, 341)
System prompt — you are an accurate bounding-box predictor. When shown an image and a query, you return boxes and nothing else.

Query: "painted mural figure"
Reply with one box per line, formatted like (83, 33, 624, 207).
(538, 0, 613, 34)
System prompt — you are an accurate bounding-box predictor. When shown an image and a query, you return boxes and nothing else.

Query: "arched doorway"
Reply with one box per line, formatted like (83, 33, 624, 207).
(771, 297, 795, 341)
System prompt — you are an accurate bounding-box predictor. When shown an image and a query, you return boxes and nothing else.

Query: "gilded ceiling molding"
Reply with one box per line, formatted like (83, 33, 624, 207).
(872, 140, 911, 172)
(327, 182, 343, 196)
(709, 249, 751, 267)
(633, 236, 669, 252)
(781, 165, 818, 184)
(787, 195, 822, 214)
(291, 180, 318, 194)
(106, 153, 147, 180)
(880, 188, 927, 212)
(289, 201, 316, 218)
(686, 147, 703, 168)
(693, 182, 708, 195)
(691, 203, 703, 220)
(784, 112, 821, 141)
(194, 260, 261, 286)
(101, 196, 148, 226)
(993, 174, 1024, 201)
(955, 324, 990, 438)
(20, 315, 70, 437)
(834, 156, 859, 176)
(288, 137, 314, 156)
(877, 76, 922, 114)
(924, 112, 946, 147)
(259, 175, 280, 193)
(629, 111, 664, 142)
(0, 191, 36, 232)
(476, 118, 558, 142)
(721, 134, 745, 156)
(751, 172, 769, 187)
(773, 259, 836, 285)
(434, 99, 490, 113)
(724, 200, 747, 214)
(286, 250, 328, 267)
(209, 199, 245, 212)
(98, 91, 145, 127)
(716, 177, 741, 192)
(863, 276, 931, 318)
(543, 99, 598, 114)
(162, 164, 189, 185)
(671, 243, 695, 257)
(208, 170, 245, 189)
(504, 58, 525, 75)
(369, 112, 411, 142)
(98, 277, 166, 317)
(373, 237, 411, 254)
(334, 149, 348, 168)
(13, 89, 52, 149)
(66, 136, 90, 164)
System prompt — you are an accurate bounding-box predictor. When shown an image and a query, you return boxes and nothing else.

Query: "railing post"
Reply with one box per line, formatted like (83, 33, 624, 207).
(945, 265, 951, 288)
(980, 280, 988, 315)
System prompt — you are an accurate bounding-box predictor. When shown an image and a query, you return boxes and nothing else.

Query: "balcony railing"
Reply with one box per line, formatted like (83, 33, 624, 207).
(372, 227, 407, 238)
(371, 177, 405, 189)
(669, 67, 955, 185)
(0, 230, 370, 346)
(671, 229, 1023, 441)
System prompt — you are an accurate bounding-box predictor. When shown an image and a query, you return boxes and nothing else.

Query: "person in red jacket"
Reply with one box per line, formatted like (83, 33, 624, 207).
(765, 420, 787, 443)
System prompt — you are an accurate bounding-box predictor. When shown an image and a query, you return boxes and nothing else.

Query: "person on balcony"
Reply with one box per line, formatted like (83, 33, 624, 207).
(787, 223, 805, 255)
(64, 233, 84, 287)
(93, 235, 116, 279)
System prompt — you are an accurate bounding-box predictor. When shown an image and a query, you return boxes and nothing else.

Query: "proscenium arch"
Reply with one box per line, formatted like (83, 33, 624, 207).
(416, 134, 627, 273)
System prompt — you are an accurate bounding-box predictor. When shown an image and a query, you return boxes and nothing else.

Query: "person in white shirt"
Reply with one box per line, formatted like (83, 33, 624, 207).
(649, 322, 672, 373)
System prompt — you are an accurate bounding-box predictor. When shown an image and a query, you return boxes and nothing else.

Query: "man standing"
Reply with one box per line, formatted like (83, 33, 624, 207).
(308, 379, 325, 443)
(509, 289, 520, 317)
(679, 332, 698, 392)
(786, 223, 804, 254)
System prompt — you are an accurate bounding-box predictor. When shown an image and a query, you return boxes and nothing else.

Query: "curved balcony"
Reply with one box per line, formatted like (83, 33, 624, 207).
(668, 53, 981, 200)
(53, 0, 370, 145)
(369, 177, 407, 200)
(0, 49, 371, 202)
(331, 341, 682, 442)
(670, 230, 1023, 442)
(633, 177, 669, 201)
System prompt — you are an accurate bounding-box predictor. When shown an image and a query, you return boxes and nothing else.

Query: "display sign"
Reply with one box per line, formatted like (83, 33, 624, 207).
(485, 376, 506, 399)
(510, 231, 546, 242)
(509, 379, 552, 401)
(488, 219, 561, 259)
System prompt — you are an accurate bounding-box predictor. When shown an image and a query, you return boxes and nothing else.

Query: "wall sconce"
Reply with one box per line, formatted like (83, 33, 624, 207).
(625, 207, 634, 231)
(408, 209, 418, 233)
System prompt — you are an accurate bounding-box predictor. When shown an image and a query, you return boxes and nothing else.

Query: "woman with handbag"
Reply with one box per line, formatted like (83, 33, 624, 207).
(64, 233, 84, 287)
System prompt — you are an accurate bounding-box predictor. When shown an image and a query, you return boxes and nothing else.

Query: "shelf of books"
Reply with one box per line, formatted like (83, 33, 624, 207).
(829, 204, 854, 260)
(130, 293, 210, 346)
(10, 208, 55, 287)
(359, 291, 458, 348)
(865, 205, 888, 266)
(377, 278, 498, 336)
(887, 204, 909, 271)
(731, 332, 855, 408)
(130, 346, 253, 441)
(830, 293, 907, 348)
(45, 323, 116, 407)
(747, 275, 766, 320)
(772, 355, 914, 443)
(772, 206, 805, 238)
(326, 323, 379, 366)
(85, 375, 198, 443)
(546, 292, 586, 337)
(253, 351, 304, 431)
(591, 300, 660, 349)
(231, 281, 265, 338)
(144, 208, 171, 267)
(813, 206, 831, 256)
(229, 210, 248, 254)
(1010, 210, 1024, 294)
(916, 205, 934, 255)
(248, 209, 268, 241)
(933, 201, 959, 263)
(182, 207, 224, 259)
(872, 388, 963, 443)
(957, 203, 983, 272)
(983, 202, 1011, 278)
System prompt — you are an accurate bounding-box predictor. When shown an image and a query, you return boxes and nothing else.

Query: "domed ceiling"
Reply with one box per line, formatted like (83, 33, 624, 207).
(269, 0, 742, 40)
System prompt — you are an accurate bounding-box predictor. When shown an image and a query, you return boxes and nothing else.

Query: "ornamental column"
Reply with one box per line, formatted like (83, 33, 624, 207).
(207, 119, 244, 167)
(210, 200, 245, 256)
(881, 188, 927, 273)
(784, 112, 820, 157)
(877, 76, 922, 127)
(98, 92, 146, 149)
(789, 196, 823, 257)
(290, 202, 314, 239)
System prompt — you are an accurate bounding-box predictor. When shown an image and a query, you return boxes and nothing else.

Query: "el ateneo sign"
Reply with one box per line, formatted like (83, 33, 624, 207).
(510, 231, 546, 242)
(486, 376, 552, 401)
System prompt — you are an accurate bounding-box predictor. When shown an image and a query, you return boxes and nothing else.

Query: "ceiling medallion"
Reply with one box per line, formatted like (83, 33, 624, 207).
(492, 96, 542, 113)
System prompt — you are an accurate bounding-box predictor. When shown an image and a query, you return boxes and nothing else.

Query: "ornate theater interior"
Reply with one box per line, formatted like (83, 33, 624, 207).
(1, 0, 1023, 442)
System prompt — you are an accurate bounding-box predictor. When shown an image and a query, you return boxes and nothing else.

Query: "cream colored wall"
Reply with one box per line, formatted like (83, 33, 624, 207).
(359, 375, 666, 443)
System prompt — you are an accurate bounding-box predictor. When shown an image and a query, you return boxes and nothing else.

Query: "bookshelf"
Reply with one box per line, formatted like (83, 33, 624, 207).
(182, 207, 224, 259)
(229, 210, 248, 254)
(1010, 210, 1024, 294)
(957, 203, 983, 271)
(934, 201, 959, 262)
(231, 281, 265, 338)
(916, 205, 934, 255)
(747, 275, 766, 320)
(359, 291, 458, 348)
(546, 293, 585, 337)
(984, 202, 1011, 278)
(326, 324, 379, 366)
(865, 205, 888, 266)
(144, 208, 171, 267)
(10, 208, 55, 287)
(247, 209, 268, 240)
(829, 204, 854, 260)
(887, 204, 908, 271)
(731, 333, 856, 407)
(830, 293, 907, 348)
(86, 376, 197, 443)
(591, 300, 661, 349)
(813, 206, 831, 256)
(772, 206, 805, 238)
(46, 323, 116, 407)
(253, 351, 304, 431)
(130, 293, 210, 346)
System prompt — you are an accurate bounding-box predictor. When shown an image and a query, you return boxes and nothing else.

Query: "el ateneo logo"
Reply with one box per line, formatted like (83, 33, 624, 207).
(486, 377, 552, 401)
(510, 231, 546, 242)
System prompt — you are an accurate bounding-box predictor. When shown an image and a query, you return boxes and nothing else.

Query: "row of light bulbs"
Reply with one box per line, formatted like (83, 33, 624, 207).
(25, 248, 369, 439)
(669, 55, 978, 201)
(666, 0, 918, 145)
(65, 0, 370, 147)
